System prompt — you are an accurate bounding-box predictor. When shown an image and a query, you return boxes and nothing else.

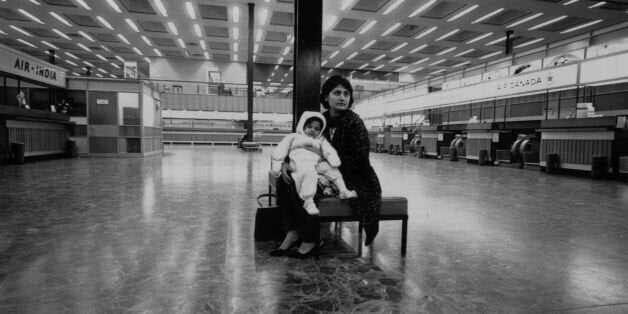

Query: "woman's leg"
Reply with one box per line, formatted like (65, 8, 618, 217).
(276, 173, 320, 246)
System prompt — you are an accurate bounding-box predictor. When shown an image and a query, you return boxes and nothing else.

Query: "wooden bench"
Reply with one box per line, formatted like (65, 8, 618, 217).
(268, 173, 408, 256)
(241, 141, 261, 151)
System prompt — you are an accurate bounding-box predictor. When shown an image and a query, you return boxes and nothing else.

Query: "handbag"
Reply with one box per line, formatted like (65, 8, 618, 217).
(254, 193, 285, 241)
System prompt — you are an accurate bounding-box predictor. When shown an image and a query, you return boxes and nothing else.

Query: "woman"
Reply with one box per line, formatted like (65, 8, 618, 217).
(270, 75, 381, 258)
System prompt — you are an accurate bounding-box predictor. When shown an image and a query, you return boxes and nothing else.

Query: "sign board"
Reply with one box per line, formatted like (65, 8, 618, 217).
(0, 43, 66, 88)
(124, 61, 138, 79)
(96, 99, 109, 105)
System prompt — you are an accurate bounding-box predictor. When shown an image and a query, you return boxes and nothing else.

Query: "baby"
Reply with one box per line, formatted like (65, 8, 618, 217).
(271, 111, 357, 215)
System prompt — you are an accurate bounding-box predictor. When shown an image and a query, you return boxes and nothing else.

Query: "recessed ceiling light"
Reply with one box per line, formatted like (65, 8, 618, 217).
(278, 57, 284, 64)
(409, 0, 437, 18)
(117, 34, 130, 45)
(335, 61, 344, 68)
(30, 0, 41, 5)
(329, 50, 340, 59)
(78, 31, 94, 42)
(415, 26, 437, 39)
(77, 43, 91, 52)
(324, 16, 338, 31)
(64, 52, 79, 59)
(133, 47, 143, 56)
(115, 55, 125, 62)
(390, 42, 408, 52)
(185, 2, 196, 19)
(95, 73, 103, 78)
(342, 37, 355, 48)
(167, 22, 178, 35)
(340, 0, 355, 10)
(381, 23, 402, 36)
(563, 0, 579, 5)
(233, 54, 238, 61)
(259, 8, 268, 25)
(96, 16, 114, 30)
(110, 62, 120, 68)
(472, 8, 504, 24)
(409, 44, 427, 54)
(485, 36, 506, 46)
(359, 20, 377, 34)
(358, 63, 369, 69)
(52, 29, 71, 40)
(75, 0, 91, 10)
(98, 68, 107, 74)
(106, 0, 122, 13)
(506, 12, 543, 28)
(254, 43, 259, 53)
(466, 32, 493, 44)
(282, 46, 290, 55)
(233, 27, 239, 40)
(383, 0, 405, 15)
(514, 37, 544, 48)
(232, 6, 240, 23)
(17, 39, 37, 48)
(528, 15, 567, 30)
(389, 56, 403, 63)
(100, 45, 111, 52)
(152, 49, 162, 57)
(9, 25, 32, 37)
(560, 19, 603, 33)
(49, 12, 72, 27)
(436, 29, 459, 41)
(395, 66, 408, 72)
(125, 18, 140, 32)
(177, 38, 185, 48)
(347, 52, 358, 59)
(429, 59, 446, 66)
(453, 61, 470, 67)
(41, 40, 59, 50)
(321, 60, 328, 66)
(194, 24, 202, 37)
(64, 59, 78, 66)
(436, 47, 457, 56)
(447, 4, 478, 22)
(256, 29, 263, 41)
(479, 51, 501, 59)
(588, 1, 606, 8)
(204, 52, 210, 59)
(95, 54, 108, 61)
(430, 69, 445, 75)
(144, 57, 151, 63)
(362, 39, 376, 50)
(234, 42, 239, 52)
(373, 54, 386, 62)
(17, 9, 44, 24)
(141, 36, 152, 46)
(454, 49, 474, 57)
(409, 67, 424, 73)
(154, 0, 168, 17)
(373, 65, 384, 71)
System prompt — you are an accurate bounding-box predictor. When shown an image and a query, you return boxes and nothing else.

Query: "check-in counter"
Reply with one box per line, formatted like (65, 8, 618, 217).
(418, 125, 453, 158)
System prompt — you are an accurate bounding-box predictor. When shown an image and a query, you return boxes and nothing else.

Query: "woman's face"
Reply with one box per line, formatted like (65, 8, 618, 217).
(326, 84, 351, 112)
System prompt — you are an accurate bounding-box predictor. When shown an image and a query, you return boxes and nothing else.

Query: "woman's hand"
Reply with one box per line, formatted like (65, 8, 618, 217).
(280, 162, 293, 184)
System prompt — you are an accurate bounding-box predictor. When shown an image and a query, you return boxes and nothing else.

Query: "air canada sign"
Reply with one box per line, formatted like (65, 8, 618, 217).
(496, 73, 553, 91)
(14, 58, 58, 81)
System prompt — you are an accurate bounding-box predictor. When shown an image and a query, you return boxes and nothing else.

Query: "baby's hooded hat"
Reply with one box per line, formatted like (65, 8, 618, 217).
(295, 111, 326, 139)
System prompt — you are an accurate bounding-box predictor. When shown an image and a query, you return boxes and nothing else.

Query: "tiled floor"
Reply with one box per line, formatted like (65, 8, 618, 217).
(1, 146, 628, 313)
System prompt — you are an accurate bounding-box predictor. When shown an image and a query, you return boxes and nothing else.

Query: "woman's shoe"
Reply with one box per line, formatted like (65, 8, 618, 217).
(288, 240, 324, 259)
(269, 239, 301, 257)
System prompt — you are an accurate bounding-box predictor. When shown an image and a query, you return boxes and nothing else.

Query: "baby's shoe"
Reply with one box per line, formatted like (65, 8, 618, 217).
(339, 190, 358, 199)
(303, 199, 320, 215)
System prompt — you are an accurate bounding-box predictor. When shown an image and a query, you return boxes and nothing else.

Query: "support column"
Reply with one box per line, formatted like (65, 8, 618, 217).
(292, 0, 322, 131)
(246, 3, 255, 141)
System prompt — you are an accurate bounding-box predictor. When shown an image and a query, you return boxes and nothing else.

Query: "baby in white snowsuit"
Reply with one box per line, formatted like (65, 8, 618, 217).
(271, 111, 357, 215)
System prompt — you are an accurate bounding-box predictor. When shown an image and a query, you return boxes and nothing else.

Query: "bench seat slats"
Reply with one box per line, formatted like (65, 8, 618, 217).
(318, 197, 407, 217)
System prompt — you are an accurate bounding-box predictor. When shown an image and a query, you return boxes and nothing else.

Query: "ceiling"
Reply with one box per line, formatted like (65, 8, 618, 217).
(0, 0, 627, 87)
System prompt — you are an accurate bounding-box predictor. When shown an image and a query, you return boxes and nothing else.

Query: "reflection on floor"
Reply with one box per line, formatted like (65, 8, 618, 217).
(1, 146, 628, 313)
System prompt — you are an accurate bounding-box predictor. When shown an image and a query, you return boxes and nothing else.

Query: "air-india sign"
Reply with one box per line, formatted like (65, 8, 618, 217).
(1, 43, 67, 88)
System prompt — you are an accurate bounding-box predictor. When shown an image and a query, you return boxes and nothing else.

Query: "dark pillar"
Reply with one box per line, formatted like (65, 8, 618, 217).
(86, 67, 92, 76)
(49, 50, 55, 64)
(505, 30, 514, 55)
(292, 0, 322, 131)
(246, 3, 255, 141)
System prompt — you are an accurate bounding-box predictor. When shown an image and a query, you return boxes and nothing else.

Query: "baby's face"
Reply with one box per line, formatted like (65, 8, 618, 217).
(304, 121, 321, 138)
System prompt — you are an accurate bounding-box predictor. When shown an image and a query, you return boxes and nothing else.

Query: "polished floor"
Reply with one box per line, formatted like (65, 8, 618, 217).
(1, 146, 628, 313)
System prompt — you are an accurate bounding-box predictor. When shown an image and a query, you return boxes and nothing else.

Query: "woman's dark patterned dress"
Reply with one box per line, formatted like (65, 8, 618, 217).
(323, 110, 381, 243)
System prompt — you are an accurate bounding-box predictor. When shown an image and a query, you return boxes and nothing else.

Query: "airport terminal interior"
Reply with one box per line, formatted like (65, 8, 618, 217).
(1, 0, 628, 312)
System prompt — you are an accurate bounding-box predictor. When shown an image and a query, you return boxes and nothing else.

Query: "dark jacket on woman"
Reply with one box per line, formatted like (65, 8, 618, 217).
(323, 109, 381, 243)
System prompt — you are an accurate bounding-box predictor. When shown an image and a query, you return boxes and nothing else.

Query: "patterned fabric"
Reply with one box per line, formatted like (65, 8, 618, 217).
(322, 110, 382, 242)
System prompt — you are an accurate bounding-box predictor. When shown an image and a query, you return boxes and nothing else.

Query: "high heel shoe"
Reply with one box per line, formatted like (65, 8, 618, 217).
(269, 239, 301, 257)
(288, 240, 324, 259)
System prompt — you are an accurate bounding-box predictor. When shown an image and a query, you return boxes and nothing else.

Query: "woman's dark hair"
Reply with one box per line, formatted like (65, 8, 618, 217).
(303, 116, 323, 129)
(319, 75, 354, 109)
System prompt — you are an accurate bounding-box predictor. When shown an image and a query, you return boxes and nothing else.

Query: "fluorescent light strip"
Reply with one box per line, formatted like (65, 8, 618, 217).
(588, 1, 606, 8)
(514, 37, 544, 48)
(125, 18, 139, 32)
(396, 66, 408, 72)
(454, 48, 474, 57)
(282, 46, 290, 55)
(447, 4, 478, 22)
(373, 54, 386, 62)
(529, 15, 567, 30)
(391, 42, 408, 52)
(75, 0, 91, 10)
(342, 37, 355, 48)
(154, 0, 168, 17)
(436, 47, 457, 56)
(52, 29, 71, 40)
(110, 62, 120, 69)
(95, 54, 107, 61)
(415, 26, 437, 39)
(153, 48, 162, 56)
(117, 34, 130, 45)
(233, 54, 238, 61)
(30, 0, 41, 5)
(259, 8, 268, 25)
(98, 68, 107, 73)
(17, 39, 37, 48)
(383, 0, 405, 15)
(141, 36, 152, 46)
(381, 22, 402, 36)
(563, 0, 579, 5)
(436, 29, 459, 41)
(453, 61, 470, 67)
(204, 52, 210, 59)
(429, 59, 445, 66)
(110, 74, 117, 78)
(106, 0, 122, 13)
(64, 52, 78, 59)
(232, 6, 240, 23)
(144, 57, 151, 63)
(72, 72, 81, 76)
(254, 43, 259, 53)
(9, 25, 32, 37)
(77, 43, 91, 52)
(0, 30, 6, 35)
(185, 2, 196, 19)
(64, 59, 78, 66)
(233, 27, 239, 40)
(321, 60, 328, 66)
(49, 12, 72, 26)
(95, 73, 103, 78)
(199, 40, 206, 50)
(17, 9, 44, 24)
(335, 61, 344, 68)
(472, 8, 504, 24)
(409, 67, 423, 73)
(389, 56, 403, 63)
(359, 20, 377, 34)
(41, 40, 59, 50)
(413, 57, 429, 65)
(256, 29, 263, 41)
(363, 71, 371, 75)
(133, 47, 143, 56)
(409, 0, 437, 17)
(340, 0, 355, 10)
(168, 22, 178, 35)
(347, 52, 358, 59)
(485, 36, 506, 46)
(100, 45, 111, 52)
(324, 16, 338, 31)
(194, 24, 202, 37)
(96, 16, 114, 30)
(78, 31, 94, 42)
(409, 44, 427, 53)
(373, 65, 384, 71)
(466, 32, 493, 44)
(560, 19, 603, 33)
(234, 43, 239, 52)
(115, 55, 125, 62)
(362, 39, 376, 50)
(278, 57, 284, 64)
(430, 69, 445, 75)
(479, 51, 501, 59)
(329, 50, 340, 59)
(177, 38, 185, 48)
(506, 12, 543, 28)
(359, 63, 369, 69)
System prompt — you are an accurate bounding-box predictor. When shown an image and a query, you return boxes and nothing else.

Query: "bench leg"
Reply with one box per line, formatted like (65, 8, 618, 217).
(401, 218, 407, 256)
(358, 221, 363, 257)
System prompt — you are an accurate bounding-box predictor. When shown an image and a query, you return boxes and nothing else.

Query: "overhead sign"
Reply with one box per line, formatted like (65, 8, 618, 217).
(0, 43, 67, 88)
